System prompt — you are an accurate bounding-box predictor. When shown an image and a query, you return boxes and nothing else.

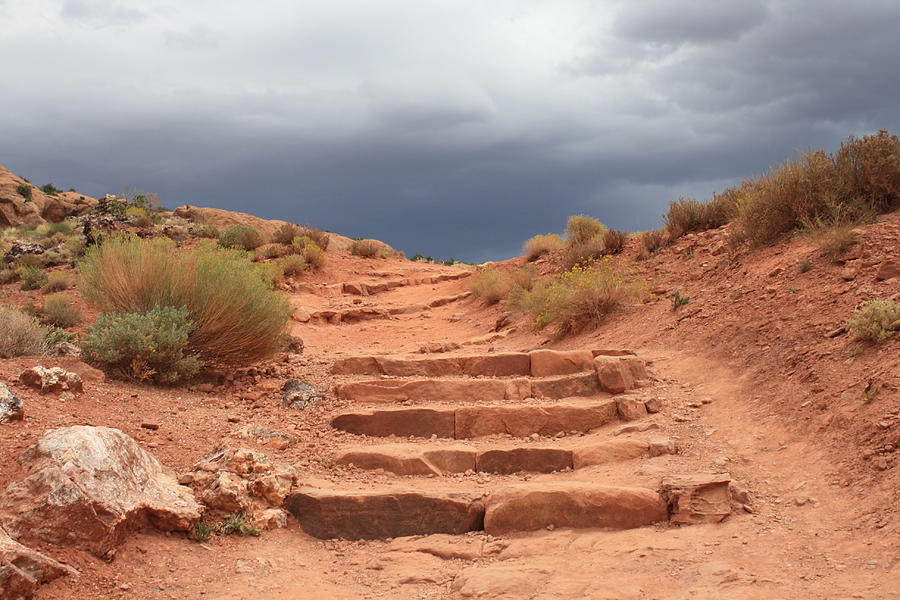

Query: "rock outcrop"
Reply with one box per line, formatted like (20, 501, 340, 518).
(0, 426, 201, 557)
(0, 165, 97, 227)
(0, 527, 78, 599)
(18, 367, 83, 394)
(0, 384, 24, 423)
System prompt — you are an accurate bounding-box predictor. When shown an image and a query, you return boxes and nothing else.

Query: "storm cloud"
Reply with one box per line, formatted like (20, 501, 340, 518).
(2, 0, 899, 261)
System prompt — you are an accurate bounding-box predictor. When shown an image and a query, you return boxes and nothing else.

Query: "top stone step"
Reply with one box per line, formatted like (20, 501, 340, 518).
(332, 348, 637, 378)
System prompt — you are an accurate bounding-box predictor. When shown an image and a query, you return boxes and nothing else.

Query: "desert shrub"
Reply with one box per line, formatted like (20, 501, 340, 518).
(279, 254, 307, 276)
(43, 293, 82, 328)
(42, 221, 74, 237)
(846, 300, 900, 344)
(563, 237, 606, 269)
(298, 226, 330, 250)
(638, 230, 667, 259)
(664, 196, 734, 239)
(0, 269, 19, 284)
(671, 291, 691, 310)
(350, 239, 386, 258)
(602, 228, 628, 254)
(256, 262, 284, 287)
(272, 223, 303, 245)
(126, 206, 154, 228)
(192, 224, 220, 239)
(513, 259, 647, 337)
(524, 233, 564, 261)
(302, 243, 326, 268)
(565, 215, 606, 245)
(0, 306, 47, 357)
(219, 225, 263, 251)
(80, 307, 202, 383)
(15, 184, 32, 201)
(40, 183, 61, 196)
(42, 271, 73, 293)
(254, 243, 291, 260)
(78, 235, 290, 367)
(510, 265, 537, 291)
(470, 268, 510, 305)
(16, 253, 46, 268)
(65, 236, 87, 258)
(18, 265, 48, 290)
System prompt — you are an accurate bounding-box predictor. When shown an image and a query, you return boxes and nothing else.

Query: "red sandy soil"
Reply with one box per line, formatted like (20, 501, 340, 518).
(0, 211, 898, 599)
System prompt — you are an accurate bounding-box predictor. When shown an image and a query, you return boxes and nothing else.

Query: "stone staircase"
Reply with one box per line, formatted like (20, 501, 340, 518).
(283, 349, 735, 541)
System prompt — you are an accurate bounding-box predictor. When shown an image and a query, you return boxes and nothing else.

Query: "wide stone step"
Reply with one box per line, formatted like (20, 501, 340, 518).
(293, 271, 472, 297)
(283, 480, 697, 539)
(306, 292, 472, 324)
(333, 437, 676, 475)
(330, 399, 623, 439)
(332, 348, 639, 377)
(284, 488, 484, 540)
(335, 372, 604, 404)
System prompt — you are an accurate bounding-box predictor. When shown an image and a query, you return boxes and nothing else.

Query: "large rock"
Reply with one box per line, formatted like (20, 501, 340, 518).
(0, 426, 201, 557)
(0, 527, 78, 599)
(660, 474, 732, 525)
(285, 488, 484, 539)
(18, 367, 83, 394)
(594, 356, 645, 394)
(483, 483, 668, 534)
(0, 383, 24, 423)
(529, 349, 595, 377)
(0, 165, 97, 227)
(572, 439, 652, 468)
(189, 448, 296, 529)
(281, 379, 325, 410)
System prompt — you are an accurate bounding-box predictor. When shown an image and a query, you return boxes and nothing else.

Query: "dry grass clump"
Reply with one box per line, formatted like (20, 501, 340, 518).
(0, 306, 47, 357)
(350, 239, 386, 258)
(565, 215, 606, 245)
(255, 243, 291, 260)
(17, 265, 47, 290)
(78, 235, 290, 368)
(470, 268, 511, 305)
(0, 268, 20, 284)
(192, 224, 221, 239)
(43, 293, 82, 328)
(510, 259, 647, 337)
(563, 237, 606, 270)
(638, 230, 667, 259)
(664, 196, 734, 239)
(524, 234, 564, 261)
(272, 223, 303, 245)
(301, 243, 325, 268)
(279, 254, 307, 276)
(42, 271, 73, 293)
(299, 226, 330, 251)
(219, 225, 263, 251)
(602, 228, 628, 255)
(846, 300, 900, 344)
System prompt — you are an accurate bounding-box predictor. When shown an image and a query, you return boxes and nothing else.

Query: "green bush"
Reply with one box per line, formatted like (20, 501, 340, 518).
(40, 183, 62, 196)
(78, 235, 290, 367)
(81, 307, 202, 383)
(272, 223, 303, 245)
(0, 306, 47, 357)
(279, 254, 307, 276)
(524, 234, 564, 261)
(18, 265, 48, 290)
(565, 215, 606, 245)
(298, 226, 330, 250)
(15, 184, 32, 201)
(192, 224, 220, 239)
(43, 293, 82, 328)
(302, 243, 326, 268)
(219, 225, 263, 251)
(846, 300, 900, 343)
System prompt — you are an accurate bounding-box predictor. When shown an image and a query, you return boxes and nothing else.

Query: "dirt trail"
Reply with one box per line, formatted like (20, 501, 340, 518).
(21, 250, 900, 600)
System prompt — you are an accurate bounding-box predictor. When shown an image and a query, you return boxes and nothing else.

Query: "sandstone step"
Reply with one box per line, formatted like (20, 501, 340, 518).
(335, 372, 602, 404)
(284, 488, 484, 540)
(307, 292, 472, 324)
(333, 437, 676, 476)
(284, 481, 676, 539)
(293, 271, 471, 297)
(331, 399, 622, 439)
(332, 348, 638, 378)
(482, 483, 668, 534)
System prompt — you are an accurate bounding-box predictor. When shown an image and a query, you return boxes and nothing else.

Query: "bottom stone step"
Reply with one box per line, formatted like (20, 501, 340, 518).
(284, 477, 728, 540)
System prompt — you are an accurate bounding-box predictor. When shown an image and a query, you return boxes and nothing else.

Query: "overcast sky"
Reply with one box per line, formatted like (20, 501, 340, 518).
(2, 1, 899, 261)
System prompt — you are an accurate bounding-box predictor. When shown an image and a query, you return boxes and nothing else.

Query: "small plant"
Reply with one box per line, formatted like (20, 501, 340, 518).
(797, 259, 813, 273)
(638, 230, 666, 259)
(602, 228, 628, 254)
(18, 265, 48, 290)
(846, 300, 900, 344)
(42, 271, 73, 293)
(40, 183, 62, 196)
(862, 384, 879, 403)
(254, 243, 291, 260)
(563, 237, 606, 269)
(0, 268, 20, 284)
(663, 196, 734, 239)
(272, 223, 303, 245)
(730, 289, 743, 300)
(43, 294, 82, 328)
(671, 291, 691, 310)
(298, 226, 330, 251)
(80, 307, 202, 383)
(302, 243, 325, 268)
(565, 215, 606, 245)
(470, 268, 510, 305)
(192, 521, 213, 543)
(219, 225, 263, 251)
(15, 184, 32, 201)
(524, 233, 564, 261)
(0, 306, 47, 358)
(279, 254, 307, 276)
(221, 513, 261, 537)
(192, 224, 221, 239)
(43, 325, 75, 351)
(350, 239, 386, 258)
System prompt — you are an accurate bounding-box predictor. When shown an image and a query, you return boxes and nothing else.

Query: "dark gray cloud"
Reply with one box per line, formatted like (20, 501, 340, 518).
(2, 0, 899, 261)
